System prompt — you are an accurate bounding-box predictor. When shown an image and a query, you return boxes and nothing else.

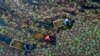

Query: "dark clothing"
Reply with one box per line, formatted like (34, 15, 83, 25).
(38, 21, 54, 29)
(25, 0, 39, 5)
(32, 20, 54, 29)
(0, 34, 12, 45)
(0, 19, 6, 26)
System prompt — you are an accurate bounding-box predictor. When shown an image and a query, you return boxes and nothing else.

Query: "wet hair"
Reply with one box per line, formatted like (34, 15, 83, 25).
(64, 18, 75, 27)
(24, 44, 36, 51)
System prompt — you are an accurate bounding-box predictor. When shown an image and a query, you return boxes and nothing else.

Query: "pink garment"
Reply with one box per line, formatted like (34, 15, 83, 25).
(44, 36, 51, 41)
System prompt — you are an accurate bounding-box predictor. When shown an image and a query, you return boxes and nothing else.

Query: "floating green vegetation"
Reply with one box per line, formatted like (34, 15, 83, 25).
(0, 43, 4, 49)
(0, 43, 4, 53)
